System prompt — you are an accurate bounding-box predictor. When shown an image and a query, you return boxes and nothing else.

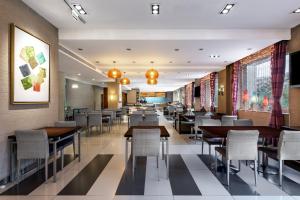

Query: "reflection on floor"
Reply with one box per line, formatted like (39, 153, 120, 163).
(0, 112, 300, 200)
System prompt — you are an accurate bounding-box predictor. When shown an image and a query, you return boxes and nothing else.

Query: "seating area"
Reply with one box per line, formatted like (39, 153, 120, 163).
(1, 1, 300, 200)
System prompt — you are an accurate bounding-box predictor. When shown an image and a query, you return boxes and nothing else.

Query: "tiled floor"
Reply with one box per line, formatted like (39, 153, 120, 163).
(1, 111, 300, 200)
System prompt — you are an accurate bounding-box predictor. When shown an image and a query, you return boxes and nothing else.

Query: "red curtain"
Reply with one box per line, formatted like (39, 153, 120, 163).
(231, 61, 240, 115)
(210, 72, 217, 112)
(269, 41, 287, 128)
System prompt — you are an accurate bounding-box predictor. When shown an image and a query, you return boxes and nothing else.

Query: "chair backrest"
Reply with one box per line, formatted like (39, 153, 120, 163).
(278, 130, 300, 160)
(103, 110, 116, 119)
(88, 113, 102, 126)
(132, 128, 160, 156)
(55, 121, 76, 127)
(145, 111, 156, 115)
(144, 114, 158, 121)
(221, 115, 238, 126)
(233, 119, 253, 126)
(74, 113, 87, 127)
(226, 130, 259, 160)
(201, 119, 221, 126)
(130, 114, 143, 127)
(15, 130, 49, 160)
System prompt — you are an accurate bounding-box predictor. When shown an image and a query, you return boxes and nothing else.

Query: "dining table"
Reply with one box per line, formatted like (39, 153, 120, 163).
(8, 126, 82, 182)
(124, 126, 170, 177)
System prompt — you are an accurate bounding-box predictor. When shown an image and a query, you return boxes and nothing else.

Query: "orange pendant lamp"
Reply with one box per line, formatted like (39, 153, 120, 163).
(107, 61, 122, 79)
(120, 72, 131, 85)
(145, 61, 159, 79)
(147, 78, 158, 85)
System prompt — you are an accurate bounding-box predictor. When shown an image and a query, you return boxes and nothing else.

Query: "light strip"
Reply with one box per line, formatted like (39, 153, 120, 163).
(220, 3, 235, 14)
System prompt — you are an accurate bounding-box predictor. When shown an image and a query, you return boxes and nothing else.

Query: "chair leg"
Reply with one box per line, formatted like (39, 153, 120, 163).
(208, 144, 211, 156)
(279, 160, 283, 186)
(201, 140, 204, 154)
(156, 156, 159, 168)
(17, 159, 21, 184)
(254, 160, 257, 186)
(215, 150, 218, 172)
(132, 156, 135, 178)
(157, 156, 160, 181)
(73, 138, 76, 158)
(227, 160, 230, 186)
(61, 149, 64, 170)
(45, 158, 48, 182)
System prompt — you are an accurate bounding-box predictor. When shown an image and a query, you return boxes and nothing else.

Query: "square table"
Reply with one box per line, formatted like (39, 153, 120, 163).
(124, 126, 170, 177)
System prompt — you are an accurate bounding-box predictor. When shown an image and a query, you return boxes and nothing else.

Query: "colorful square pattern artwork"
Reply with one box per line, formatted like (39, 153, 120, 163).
(18, 64, 31, 77)
(21, 76, 33, 90)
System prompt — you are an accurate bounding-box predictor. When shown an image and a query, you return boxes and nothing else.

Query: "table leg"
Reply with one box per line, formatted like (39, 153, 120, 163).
(10, 142, 15, 182)
(166, 139, 169, 179)
(162, 139, 165, 160)
(53, 142, 57, 182)
(78, 132, 81, 162)
(125, 139, 128, 166)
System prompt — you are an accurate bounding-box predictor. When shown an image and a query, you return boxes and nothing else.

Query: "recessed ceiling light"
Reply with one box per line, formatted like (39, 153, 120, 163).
(132, 61, 136, 64)
(187, 61, 191, 63)
(169, 61, 173, 63)
(151, 4, 160, 15)
(210, 54, 220, 58)
(78, 48, 83, 51)
(247, 48, 253, 51)
(220, 4, 235, 14)
(150, 61, 155, 64)
(174, 48, 180, 51)
(293, 8, 300, 13)
(126, 48, 132, 51)
(77, 73, 81, 76)
(198, 48, 204, 51)
(74, 5, 82, 10)
(92, 78, 95, 81)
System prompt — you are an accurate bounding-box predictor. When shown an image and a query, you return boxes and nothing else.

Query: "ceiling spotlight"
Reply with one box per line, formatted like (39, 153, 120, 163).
(92, 78, 95, 81)
(73, 4, 87, 15)
(169, 61, 173, 64)
(77, 73, 81, 76)
(292, 8, 300, 13)
(132, 61, 136, 64)
(210, 55, 220, 58)
(78, 48, 83, 51)
(126, 48, 132, 51)
(220, 4, 235, 14)
(247, 48, 253, 51)
(151, 4, 160, 15)
(95, 61, 100, 64)
(187, 61, 191, 63)
(198, 48, 204, 51)
(174, 48, 180, 51)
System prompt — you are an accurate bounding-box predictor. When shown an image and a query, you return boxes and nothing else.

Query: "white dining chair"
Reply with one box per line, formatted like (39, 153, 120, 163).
(233, 119, 253, 126)
(221, 115, 238, 126)
(278, 130, 300, 186)
(215, 130, 259, 186)
(132, 128, 161, 180)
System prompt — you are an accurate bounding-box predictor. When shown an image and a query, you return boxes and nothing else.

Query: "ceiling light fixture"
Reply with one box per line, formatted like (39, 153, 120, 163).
(210, 54, 220, 58)
(78, 48, 83, 51)
(107, 61, 122, 79)
(292, 8, 300, 13)
(77, 73, 81, 76)
(151, 4, 160, 15)
(73, 4, 87, 15)
(199, 48, 204, 51)
(174, 48, 180, 51)
(63, 0, 86, 23)
(147, 78, 158, 85)
(95, 61, 100, 64)
(120, 72, 131, 85)
(220, 3, 235, 14)
(126, 48, 132, 51)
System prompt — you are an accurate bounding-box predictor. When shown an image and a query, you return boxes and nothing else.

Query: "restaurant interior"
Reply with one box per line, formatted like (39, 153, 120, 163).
(1, 0, 300, 200)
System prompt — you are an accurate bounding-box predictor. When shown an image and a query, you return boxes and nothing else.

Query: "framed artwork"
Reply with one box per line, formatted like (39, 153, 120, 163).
(10, 24, 50, 104)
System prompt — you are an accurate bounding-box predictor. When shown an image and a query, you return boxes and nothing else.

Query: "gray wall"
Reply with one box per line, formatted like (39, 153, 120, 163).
(65, 79, 103, 111)
(0, 0, 59, 180)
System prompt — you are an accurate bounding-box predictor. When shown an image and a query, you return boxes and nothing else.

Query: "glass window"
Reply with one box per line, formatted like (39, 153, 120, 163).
(238, 55, 289, 113)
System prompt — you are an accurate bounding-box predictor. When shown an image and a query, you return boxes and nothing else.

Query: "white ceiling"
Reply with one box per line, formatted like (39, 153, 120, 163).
(22, 0, 300, 92)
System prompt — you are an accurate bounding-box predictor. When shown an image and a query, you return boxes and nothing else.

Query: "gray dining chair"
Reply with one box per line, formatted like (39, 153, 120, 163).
(221, 115, 238, 126)
(278, 130, 300, 186)
(88, 112, 103, 134)
(233, 119, 253, 126)
(54, 121, 77, 167)
(200, 119, 222, 155)
(15, 130, 49, 183)
(74, 113, 88, 132)
(215, 130, 259, 186)
(129, 114, 143, 127)
(132, 128, 161, 180)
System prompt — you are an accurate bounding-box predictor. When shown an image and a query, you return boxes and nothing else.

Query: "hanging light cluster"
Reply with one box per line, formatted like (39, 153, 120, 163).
(107, 61, 131, 85)
(145, 61, 159, 85)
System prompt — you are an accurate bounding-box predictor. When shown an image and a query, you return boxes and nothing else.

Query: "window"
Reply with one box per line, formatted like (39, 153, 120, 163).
(200, 76, 218, 111)
(238, 56, 289, 113)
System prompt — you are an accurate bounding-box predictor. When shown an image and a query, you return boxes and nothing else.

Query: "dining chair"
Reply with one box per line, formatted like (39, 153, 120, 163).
(54, 121, 77, 167)
(233, 119, 253, 126)
(215, 130, 259, 186)
(15, 130, 49, 183)
(74, 113, 88, 132)
(88, 112, 103, 133)
(200, 119, 222, 155)
(129, 114, 143, 127)
(221, 115, 238, 126)
(132, 128, 161, 180)
(191, 115, 211, 141)
(278, 130, 300, 186)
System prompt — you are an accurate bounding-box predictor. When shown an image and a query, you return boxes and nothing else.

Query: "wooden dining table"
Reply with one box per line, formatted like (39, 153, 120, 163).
(124, 126, 170, 177)
(8, 126, 82, 182)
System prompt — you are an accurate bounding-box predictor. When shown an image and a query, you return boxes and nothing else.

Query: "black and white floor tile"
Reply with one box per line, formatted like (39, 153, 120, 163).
(0, 113, 300, 200)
